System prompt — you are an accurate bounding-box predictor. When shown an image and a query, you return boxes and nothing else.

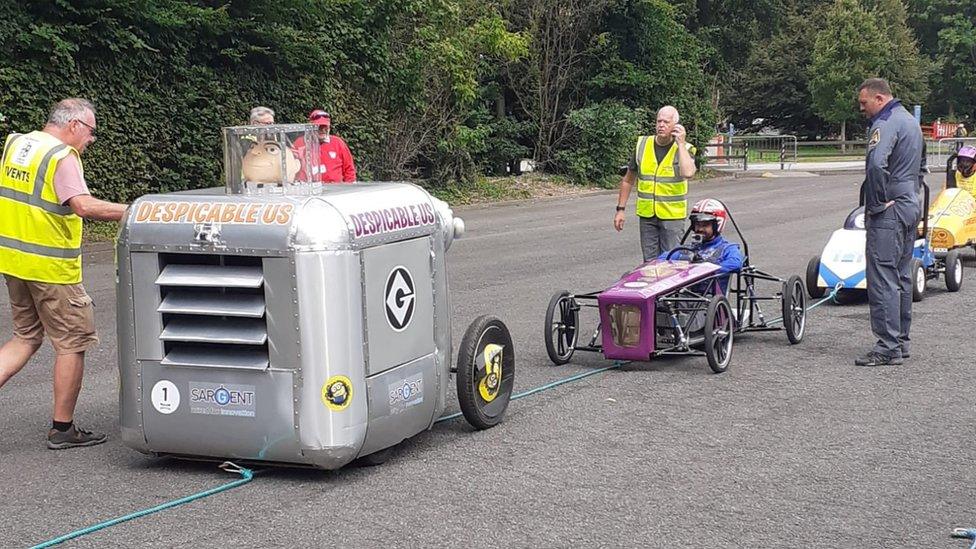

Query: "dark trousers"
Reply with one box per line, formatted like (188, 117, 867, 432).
(639, 216, 684, 262)
(865, 202, 918, 357)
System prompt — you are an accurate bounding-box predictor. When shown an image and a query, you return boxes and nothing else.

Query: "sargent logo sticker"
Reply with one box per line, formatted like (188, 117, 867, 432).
(189, 382, 256, 417)
(322, 375, 353, 411)
(389, 374, 424, 413)
(385, 266, 415, 331)
(868, 128, 881, 149)
(150, 380, 180, 414)
(132, 201, 293, 225)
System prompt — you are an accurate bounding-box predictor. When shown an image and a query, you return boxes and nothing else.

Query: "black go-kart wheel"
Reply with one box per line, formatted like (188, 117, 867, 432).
(945, 249, 963, 292)
(544, 290, 579, 365)
(704, 295, 734, 374)
(806, 255, 826, 298)
(911, 258, 926, 302)
(782, 275, 806, 344)
(456, 315, 515, 430)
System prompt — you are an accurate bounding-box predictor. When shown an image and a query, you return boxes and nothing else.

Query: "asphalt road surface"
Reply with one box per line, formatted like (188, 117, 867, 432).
(2, 173, 974, 548)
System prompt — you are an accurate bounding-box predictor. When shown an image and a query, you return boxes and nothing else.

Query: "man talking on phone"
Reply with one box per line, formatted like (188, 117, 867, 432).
(614, 105, 697, 261)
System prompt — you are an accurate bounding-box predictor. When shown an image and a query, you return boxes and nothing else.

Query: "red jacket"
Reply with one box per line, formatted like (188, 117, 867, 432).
(294, 135, 357, 183)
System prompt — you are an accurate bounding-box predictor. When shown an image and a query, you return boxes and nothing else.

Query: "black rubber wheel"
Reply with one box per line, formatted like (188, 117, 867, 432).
(782, 275, 806, 344)
(704, 295, 734, 374)
(911, 258, 926, 302)
(945, 249, 963, 292)
(806, 255, 826, 298)
(457, 315, 515, 430)
(354, 446, 394, 467)
(544, 291, 578, 365)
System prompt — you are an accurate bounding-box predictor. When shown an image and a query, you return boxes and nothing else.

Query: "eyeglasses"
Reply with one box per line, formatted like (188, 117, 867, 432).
(73, 119, 97, 137)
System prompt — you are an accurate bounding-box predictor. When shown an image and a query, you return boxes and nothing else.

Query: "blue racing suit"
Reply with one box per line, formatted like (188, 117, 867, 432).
(658, 235, 744, 293)
(863, 98, 923, 359)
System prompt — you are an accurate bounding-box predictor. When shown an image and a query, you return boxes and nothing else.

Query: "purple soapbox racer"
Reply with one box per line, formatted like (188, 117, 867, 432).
(544, 201, 807, 373)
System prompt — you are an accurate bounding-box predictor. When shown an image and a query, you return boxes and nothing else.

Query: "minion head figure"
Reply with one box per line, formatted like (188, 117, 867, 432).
(241, 139, 300, 184)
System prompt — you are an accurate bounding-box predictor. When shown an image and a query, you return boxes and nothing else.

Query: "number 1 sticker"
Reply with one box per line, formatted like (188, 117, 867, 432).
(150, 380, 180, 414)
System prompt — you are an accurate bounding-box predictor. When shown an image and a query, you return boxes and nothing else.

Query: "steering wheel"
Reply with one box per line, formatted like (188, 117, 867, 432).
(665, 246, 703, 263)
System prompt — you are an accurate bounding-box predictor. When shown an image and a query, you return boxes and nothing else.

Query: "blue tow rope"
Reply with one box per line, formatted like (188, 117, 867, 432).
(434, 362, 626, 424)
(31, 462, 253, 548)
(32, 285, 842, 546)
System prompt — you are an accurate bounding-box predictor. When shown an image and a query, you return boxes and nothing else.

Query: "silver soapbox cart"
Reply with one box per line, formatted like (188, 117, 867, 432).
(117, 124, 514, 469)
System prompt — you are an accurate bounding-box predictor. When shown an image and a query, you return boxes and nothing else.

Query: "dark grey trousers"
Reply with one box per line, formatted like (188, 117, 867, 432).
(865, 202, 919, 357)
(639, 216, 684, 262)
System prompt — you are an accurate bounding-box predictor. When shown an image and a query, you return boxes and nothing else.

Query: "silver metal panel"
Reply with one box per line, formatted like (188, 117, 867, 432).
(125, 194, 298, 252)
(262, 257, 300, 370)
(359, 354, 438, 456)
(116, 245, 150, 453)
(161, 346, 269, 370)
(362, 237, 435, 376)
(294, 251, 368, 468)
(160, 317, 267, 345)
(158, 291, 265, 317)
(429, 222, 452, 421)
(141, 363, 303, 464)
(131, 252, 164, 361)
(156, 264, 263, 288)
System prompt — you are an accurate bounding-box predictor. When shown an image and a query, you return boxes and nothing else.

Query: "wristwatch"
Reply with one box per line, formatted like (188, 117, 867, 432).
(615, 205, 625, 212)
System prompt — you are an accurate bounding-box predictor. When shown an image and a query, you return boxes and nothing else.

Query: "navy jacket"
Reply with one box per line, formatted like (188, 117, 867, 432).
(863, 99, 923, 215)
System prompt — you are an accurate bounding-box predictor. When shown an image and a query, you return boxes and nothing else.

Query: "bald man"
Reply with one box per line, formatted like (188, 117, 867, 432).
(614, 106, 697, 262)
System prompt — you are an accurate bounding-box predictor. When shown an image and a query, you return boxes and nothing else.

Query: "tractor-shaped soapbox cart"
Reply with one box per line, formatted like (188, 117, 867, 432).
(116, 124, 514, 470)
(544, 202, 806, 373)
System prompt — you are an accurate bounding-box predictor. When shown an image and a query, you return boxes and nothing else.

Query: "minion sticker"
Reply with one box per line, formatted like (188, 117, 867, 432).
(322, 375, 353, 411)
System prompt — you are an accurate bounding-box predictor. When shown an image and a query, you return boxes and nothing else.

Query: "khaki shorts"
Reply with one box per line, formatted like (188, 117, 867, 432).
(4, 274, 99, 355)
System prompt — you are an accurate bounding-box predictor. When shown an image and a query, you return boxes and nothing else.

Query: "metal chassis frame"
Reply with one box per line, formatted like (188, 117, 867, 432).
(562, 199, 796, 361)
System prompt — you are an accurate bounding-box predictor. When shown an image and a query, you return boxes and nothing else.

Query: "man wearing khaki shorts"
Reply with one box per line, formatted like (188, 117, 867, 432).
(0, 98, 127, 449)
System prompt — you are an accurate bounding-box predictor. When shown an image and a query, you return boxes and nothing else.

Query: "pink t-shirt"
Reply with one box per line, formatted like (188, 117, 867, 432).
(52, 153, 90, 206)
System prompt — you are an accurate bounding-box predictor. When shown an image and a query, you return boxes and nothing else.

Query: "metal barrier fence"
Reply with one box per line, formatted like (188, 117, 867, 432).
(705, 134, 797, 170)
(932, 137, 976, 168)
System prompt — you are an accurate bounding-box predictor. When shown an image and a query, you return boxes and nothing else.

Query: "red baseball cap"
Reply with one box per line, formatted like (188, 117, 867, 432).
(308, 109, 331, 126)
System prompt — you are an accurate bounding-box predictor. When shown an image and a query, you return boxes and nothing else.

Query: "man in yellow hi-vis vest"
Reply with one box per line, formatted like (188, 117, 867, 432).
(0, 98, 127, 449)
(614, 105, 697, 261)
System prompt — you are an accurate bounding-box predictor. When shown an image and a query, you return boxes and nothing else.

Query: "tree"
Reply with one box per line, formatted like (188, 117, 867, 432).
(504, 0, 613, 170)
(585, 0, 716, 146)
(726, 11, 826, 137)
(906, 0, 976, 118)
(809, 0, 888, 142)
(865, 0, 931, 104)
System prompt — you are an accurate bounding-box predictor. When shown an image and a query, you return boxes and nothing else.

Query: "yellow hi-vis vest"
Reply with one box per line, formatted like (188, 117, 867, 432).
(634, 137, 696, 219)
(957, 171, 976, 199)
(0, 131, 83, 284)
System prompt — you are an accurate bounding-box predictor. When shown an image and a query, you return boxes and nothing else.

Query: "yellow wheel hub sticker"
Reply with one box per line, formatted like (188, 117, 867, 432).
(479, 344, 503, 402)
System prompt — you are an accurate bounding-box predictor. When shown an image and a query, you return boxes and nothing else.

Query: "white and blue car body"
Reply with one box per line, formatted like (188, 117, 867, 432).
(807, 206, 939, 302)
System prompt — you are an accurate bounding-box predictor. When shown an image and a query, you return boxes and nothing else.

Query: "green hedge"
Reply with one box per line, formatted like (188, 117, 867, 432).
(0, 0, 715, 202)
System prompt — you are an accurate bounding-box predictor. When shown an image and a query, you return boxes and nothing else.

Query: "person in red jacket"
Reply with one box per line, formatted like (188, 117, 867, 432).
(296, 109, 356, 183)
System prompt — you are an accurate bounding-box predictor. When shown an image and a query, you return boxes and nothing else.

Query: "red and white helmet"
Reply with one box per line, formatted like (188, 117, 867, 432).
(689, 198, 729, 234)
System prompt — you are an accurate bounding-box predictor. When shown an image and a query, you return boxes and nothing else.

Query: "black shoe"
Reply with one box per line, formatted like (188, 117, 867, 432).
(854, 351, 903, 367)
(47, 425, 107, 450)
(902, 352, 910, 359)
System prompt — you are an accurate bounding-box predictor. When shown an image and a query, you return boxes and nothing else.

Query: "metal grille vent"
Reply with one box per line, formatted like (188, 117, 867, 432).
(156, 254, 269, 370)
